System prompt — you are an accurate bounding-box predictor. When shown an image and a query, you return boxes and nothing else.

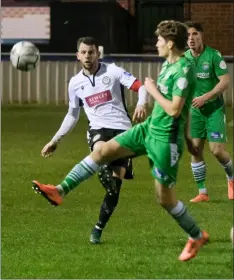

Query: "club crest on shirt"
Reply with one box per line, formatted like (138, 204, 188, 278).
(202, 62, 209, 71)
(102, 76, 111, 85)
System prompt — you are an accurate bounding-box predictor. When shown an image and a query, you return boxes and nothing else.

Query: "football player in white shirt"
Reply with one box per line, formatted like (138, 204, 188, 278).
(34, 37, 148, 244)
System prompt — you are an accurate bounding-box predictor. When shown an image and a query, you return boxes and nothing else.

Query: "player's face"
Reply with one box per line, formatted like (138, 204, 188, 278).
(156, 36, 170, 57)
(187, 28, 203, 50)
(76, 43, 99, 70)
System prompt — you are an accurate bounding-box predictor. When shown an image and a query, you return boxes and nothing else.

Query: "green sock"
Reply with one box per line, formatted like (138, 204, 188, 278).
(191, 161, 207, 194)
(220, 159, 233, 180)
(57, 156, 99, 194)
(170, 201, 202, 239)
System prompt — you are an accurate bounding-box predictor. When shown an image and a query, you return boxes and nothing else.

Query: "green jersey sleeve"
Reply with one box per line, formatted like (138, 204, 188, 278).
(213, 51, 228, 77)
(172, 70, 189, 98)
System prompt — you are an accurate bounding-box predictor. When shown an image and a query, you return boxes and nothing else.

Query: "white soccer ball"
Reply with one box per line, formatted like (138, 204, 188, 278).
(10, 41, 40, 72)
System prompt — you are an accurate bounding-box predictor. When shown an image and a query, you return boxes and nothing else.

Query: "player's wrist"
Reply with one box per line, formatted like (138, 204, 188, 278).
(136, 102, 146, 107)
(203, 92, 211, 101)
(50, 139, 60, 145)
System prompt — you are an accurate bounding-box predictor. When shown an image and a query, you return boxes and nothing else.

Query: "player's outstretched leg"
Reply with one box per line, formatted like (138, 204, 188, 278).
(32, 180, 63, 206)
(90, 167, 122, 244)
(32, 155, 100, 205)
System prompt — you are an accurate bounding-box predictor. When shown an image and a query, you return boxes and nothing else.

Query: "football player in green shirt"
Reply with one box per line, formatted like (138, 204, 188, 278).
(32, 20, 209, 261)
(184, 22, 233, 202)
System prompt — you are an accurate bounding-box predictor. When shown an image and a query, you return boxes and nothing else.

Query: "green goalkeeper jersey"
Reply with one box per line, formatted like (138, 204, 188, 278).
(184, 45, 228, 106)
(148, 56, 196, 143)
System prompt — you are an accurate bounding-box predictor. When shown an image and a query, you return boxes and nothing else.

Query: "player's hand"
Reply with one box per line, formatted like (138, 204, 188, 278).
(144, 77, 157, 95)
(192, 96, 206, 108)
(132, 105, 147, 123)
(41, 141, 57, 158)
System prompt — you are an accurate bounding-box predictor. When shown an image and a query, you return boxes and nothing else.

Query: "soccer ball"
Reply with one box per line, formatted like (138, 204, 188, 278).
(10, 41, 40, 72)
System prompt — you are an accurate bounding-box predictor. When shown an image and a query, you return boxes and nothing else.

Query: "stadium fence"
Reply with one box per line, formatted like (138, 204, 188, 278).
(1, 54, 233, 107)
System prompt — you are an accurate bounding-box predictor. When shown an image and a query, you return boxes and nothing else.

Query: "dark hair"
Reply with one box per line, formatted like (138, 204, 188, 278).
(77, 37, 99, 51)
(185, 22, 204, 32)
(155, 20, 188, 51)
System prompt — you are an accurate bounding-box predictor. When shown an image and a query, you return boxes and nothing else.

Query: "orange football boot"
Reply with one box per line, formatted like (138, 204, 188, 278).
(178, 231, 209, 261)
(32, 180, 63, 206)
(190, 193, 209, 203)
(228, 179, 234, 200)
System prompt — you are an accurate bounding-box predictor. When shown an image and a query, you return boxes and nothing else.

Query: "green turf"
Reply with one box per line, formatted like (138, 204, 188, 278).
(2, 105, 233, 279)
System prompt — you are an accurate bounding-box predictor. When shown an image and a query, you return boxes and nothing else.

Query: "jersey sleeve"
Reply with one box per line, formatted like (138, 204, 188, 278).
(172, 69, 190, 98)
(213, 51, 228, 77)
(68, 78, 80, 108)
(111, 63, 136, 89)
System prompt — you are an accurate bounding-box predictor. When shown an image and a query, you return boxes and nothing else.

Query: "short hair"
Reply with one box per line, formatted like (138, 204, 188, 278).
(77, 37, 99, 51)
(185, 22, 204, 32)
(155, 20, 188, 51)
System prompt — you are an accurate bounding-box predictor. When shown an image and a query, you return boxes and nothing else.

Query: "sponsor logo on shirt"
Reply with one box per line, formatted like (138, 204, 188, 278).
(85, 90, 112, 107)
(123, 71, 132, 76)
(210, 132, 223, 139)
(197, 72, 210, 78)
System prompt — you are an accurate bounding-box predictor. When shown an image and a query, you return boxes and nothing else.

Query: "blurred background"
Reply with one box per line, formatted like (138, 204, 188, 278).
(1, 0, 234, 106)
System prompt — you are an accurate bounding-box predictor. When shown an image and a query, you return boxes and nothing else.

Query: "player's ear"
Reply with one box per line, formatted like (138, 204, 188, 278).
(76, 52, 80, 61)
(97, 51, 101, 58)
(200, 31, 203, 40)
(167, 40, 174, 50)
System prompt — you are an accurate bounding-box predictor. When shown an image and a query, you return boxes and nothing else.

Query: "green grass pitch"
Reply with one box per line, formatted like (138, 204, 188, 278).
(2, 106, 233, 279)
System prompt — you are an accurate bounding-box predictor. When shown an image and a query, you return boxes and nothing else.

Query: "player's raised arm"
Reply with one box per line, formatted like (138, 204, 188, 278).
(41, 78, 81, 158)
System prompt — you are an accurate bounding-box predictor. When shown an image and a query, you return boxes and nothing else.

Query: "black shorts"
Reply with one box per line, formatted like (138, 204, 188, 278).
(87, 127, 134, 179)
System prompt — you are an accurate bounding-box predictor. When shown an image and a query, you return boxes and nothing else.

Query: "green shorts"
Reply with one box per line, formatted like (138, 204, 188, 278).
(190, 105, 227, 142)
(114, 121, 183, 187)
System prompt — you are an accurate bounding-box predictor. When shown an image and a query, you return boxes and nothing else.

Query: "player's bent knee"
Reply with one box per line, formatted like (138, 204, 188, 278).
(156, 189, 177, 210)
(209, 143, 225, 157)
